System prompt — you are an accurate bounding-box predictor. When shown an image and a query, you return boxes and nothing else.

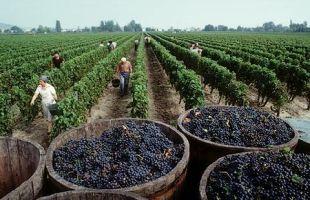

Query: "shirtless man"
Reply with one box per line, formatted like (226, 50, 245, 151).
(116, 57, 132, 96)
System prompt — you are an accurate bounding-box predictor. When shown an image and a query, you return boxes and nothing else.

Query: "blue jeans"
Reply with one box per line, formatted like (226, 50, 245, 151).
(120, 72, 129, 96)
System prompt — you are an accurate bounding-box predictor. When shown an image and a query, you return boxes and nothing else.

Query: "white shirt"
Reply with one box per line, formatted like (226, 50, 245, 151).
(35, 83, 56, 104)
(107, 42, 117, 49)
(99, 44, 104, 47)
(190, 48, 199, 53)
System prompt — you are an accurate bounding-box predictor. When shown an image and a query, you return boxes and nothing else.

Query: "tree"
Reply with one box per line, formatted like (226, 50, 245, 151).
(114, 23, 122, 32)
(105, 20, 115, 32)
(124, 23, 133, 32)
(203, 24, 215, 31)
(100, 21, 105, 31)
(145, 27, 156, 31)
(99, 20, 122, 32)
(237, 26, 244, 32)
(10, 26, 24, 34)
(37, 25, 51, 33)
(124, 20, 142, 32)
(82, 27, 90, 32)
(91, 26, 99, 32)
(217, 25, 228, 31)
(263, 21, 276, 31)
(0, 29, 2, 33)
(290, 20, 308, 32)
(56, 20, 62, 32)
(134, 23, 142, 32)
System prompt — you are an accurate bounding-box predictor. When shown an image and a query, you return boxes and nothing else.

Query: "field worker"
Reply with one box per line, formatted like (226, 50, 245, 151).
(144, 36, 151, 47)
(134, 39, 139, 51)
(190, 43, 195, 50)
(190, 43, 202, 56)
(116, 57, 132, 97)
(112, 41, 117, 49)
(146, 36, 151, 44)
(99, 41, 104, 47)
(52, 51, 64, 68)
(107, 40, 113, 51)
(30, 76, 57, 133)
(107, 40, 117, 52)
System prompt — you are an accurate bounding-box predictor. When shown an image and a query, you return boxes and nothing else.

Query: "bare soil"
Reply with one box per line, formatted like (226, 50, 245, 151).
(86, 83, 132, 122)
(200, 85, 309, 119)
(13, 114, 50, 149)
(87, 48, 136, 122)
(247, 87, 310, 119)
(145, 46, 185, 125)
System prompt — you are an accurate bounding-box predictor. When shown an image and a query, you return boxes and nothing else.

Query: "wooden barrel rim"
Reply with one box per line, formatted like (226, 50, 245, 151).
(0, 137, 46, 199)
(46, 118, 190, 196)
(177, 106, 299, 151)
(37, 190, 147, 200)
(199, 150, 296, 199)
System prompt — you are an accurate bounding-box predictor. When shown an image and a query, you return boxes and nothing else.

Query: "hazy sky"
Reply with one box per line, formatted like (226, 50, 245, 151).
(0, 0, 309, 29)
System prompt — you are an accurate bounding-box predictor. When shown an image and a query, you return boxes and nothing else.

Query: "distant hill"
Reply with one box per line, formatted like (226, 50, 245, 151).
(0, 22, 14, 30)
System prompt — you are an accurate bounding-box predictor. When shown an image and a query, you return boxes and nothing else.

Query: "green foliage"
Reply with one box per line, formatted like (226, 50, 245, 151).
(37, 25, 52, 33)
(0, 94, 12, 136)
(151, 34, 248, 106)
(124, 20, 142, 32)
(131, 40, 149, 118)
(162, 33, 309, 103)
(100, 20, 122, 32)
(0, 33, 134, 135)
(150, 38, 205, 109)
(51, 36, 138, 139)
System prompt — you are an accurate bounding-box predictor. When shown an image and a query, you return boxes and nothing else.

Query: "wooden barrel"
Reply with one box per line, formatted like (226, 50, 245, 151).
(177, 106, 299, 165)
(46, 118, 190, 200)
(37, 190, 146, 200)
(296, 138, 310, 155)
(177, 106, 299, 199)
(284, 118, 310, 155)
(199, 152, 252, 200)
(0, 137, 45, 200)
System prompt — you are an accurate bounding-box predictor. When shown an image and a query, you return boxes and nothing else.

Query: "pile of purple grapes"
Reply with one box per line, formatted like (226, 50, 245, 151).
(53, 121, 184, 189)
(182, 107, 295, 147)
(206, 152, 310, 199)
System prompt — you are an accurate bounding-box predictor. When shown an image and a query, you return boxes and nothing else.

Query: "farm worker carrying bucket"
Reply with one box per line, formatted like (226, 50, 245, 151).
(30, 75, 58, 133)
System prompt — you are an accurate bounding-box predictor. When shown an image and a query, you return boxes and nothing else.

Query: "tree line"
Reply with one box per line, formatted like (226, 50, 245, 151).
(0, 20, 142, 34)
(203, 21, 310, 32)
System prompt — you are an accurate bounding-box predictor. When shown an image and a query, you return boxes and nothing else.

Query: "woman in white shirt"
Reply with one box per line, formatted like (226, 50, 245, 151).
(30, 76, 57, 133)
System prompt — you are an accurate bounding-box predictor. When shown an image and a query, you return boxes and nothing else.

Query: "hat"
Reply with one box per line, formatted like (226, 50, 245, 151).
(40, 75, 48, 83)
(121, 57, 126, 62)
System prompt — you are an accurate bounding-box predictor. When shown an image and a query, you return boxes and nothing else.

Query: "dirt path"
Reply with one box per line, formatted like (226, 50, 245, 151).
(204, 85, 226, 106)
(201, 84, 309, 119)
(13, 114, 50, 149)
(87, 48, 136, 122)
(145, 46, 185, 125)
(247, 87, 310, 119)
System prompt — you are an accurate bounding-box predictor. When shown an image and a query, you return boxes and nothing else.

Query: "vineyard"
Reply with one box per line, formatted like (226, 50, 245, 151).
(0, 32, 309, 199)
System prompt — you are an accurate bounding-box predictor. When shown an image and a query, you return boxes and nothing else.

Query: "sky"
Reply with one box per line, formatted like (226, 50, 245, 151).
(0, 0, 309, 29)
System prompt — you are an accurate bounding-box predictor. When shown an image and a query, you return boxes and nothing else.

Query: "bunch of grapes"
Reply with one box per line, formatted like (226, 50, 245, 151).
(53, 121, 184, 189)
(182, 107, 295, 147)
(206, 152, 310, 200)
